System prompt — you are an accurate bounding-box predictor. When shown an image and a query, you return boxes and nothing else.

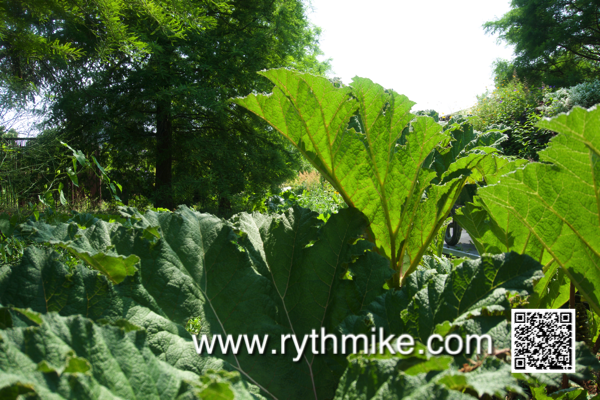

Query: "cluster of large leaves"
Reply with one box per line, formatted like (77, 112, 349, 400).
(339, 252, 543, 366)
(335, 253, 599, 400)
(456, 106, 600, 315)
(2, 206, 394, 398)
(233, 69, 505, 286)
(0, 204, 564, 399)
(334, 338, 599, 400)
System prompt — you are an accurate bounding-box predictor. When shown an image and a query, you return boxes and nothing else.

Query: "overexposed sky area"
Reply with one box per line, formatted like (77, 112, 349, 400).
(307, 0, 516, 115)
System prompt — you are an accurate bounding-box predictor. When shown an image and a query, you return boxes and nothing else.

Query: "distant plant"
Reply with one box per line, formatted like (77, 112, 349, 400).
(414, 109, 440, 122)
(32, 142, 123, 214)
(292, 170, 322, 192)
(126, 194, 153, 210)
(540, 87, 571, 115)
(0, 143, 123, 266)
(470, 78, 555, 160)
(0, 136, 124, 215)
(269, 170, 346, 220)
(569, 80, 600, 109)
(540, 79, 600, 116)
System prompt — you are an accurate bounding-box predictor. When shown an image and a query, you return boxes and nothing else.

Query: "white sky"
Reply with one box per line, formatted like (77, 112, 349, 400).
(306, 0, 516, 115)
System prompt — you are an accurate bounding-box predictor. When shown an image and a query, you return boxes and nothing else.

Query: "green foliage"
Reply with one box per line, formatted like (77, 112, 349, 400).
(2, 67, 600, 398)
(0, 0, 229, 94)
(469, 78, 556, 159)
(491, 54, 599, 90)
(541, 87, 573, 116)
(336, 341, 600, 400)
(11, 205, 394, 398)
(457, 106, 600, 317)
(33, 0, 329, 213)
(269, 188, 346, 221)
(414, 109, 440, 122)
(567, 80, 600, 110)
(0, 132, 124, 215)
(0, 0, 221, 122)
(484, 0, 600, 88)
(540, 79, 600, 116)
(0, 141, 125, 269)
(0, 205, 558, 399)
(234, 69, 504, 287)
(335, 354, 520, 399)
(341, 253, 542, 350)
(269, 170, 346, 219)
(0, 307, 260, 399)
(425, 114, 508, 187)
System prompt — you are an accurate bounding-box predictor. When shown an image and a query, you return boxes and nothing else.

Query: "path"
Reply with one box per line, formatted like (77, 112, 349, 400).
(442, 229, 479, 259)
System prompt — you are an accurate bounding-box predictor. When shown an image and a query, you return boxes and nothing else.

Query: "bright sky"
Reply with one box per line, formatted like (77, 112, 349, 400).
(307, 0, 516, 115)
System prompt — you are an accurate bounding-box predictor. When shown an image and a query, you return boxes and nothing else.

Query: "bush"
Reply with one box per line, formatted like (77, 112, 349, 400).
(268, 169, 346, 219)
(570, 79, 600, 109)
(541, 79, 600, 116)
(469, 78, 555, 160)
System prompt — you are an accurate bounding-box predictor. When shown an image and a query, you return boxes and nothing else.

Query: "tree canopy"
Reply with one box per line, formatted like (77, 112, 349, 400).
(0, 0, 229, 103)
(1, 0, 330, 213)
(484, 0, 600, 87)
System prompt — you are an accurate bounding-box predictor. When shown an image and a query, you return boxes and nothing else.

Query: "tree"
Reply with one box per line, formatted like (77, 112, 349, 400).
(33, 0, 330, 212)
(484, 0, 600, 87)
(0, 0, 225, 103)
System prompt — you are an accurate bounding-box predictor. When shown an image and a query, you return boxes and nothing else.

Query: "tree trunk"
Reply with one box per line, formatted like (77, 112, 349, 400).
(218, 195, 232, 217)
(153, 40, 175, 210)
(155, 97, 174, 209)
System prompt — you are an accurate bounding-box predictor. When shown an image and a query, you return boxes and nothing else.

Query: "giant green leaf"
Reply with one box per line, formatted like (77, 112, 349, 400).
(455, 197, 551, 263)
(0, 246, 227, 377)
(0, 307, 262, 400)
(453, 156, 551, 266)
(2, 205, 394, 399)
(474, 106, 600, 314)
(401, 253, 543, 342)
(233, 69, 465, 286)
(528, 262, 571, 309)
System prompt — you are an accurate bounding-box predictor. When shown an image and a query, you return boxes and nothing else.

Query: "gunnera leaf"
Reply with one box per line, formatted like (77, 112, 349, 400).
(3, 205, 394, 399)
(340, 252, 543, 353)
(334, 350, 522, 399)
(233, 69, 467, 287)
(425, 116, 508, 185)
(0, 245, 228, 377)
(0, 308, 263, 400)
(18, 218, 139, 284)
(470, 106, 600, 315)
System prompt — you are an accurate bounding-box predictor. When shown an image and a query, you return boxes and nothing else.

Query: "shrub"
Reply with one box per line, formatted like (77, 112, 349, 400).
(469, 78, 555, 160)
(541, 79, 600, 116)
(569, 79, 600, 109)
(414, 109, 440, 122)
(268, 170, 346, 219)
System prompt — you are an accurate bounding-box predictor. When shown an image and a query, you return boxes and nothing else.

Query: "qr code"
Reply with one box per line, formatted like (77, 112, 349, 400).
(511, 309, 575, 373)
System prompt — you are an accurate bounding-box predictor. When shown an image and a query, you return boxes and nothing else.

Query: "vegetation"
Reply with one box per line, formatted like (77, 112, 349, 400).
(1, 0, 600, 396)
(1, 69, 598, 399)
(234, 70, 508, 286)
(457, 105, 600, 315)
(268, 170, 346, 219)
(0, 0, 330, 214)
(540, 79, 600, 116)
(484, 0, 600, 88)
(467, 77, 556, 160)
